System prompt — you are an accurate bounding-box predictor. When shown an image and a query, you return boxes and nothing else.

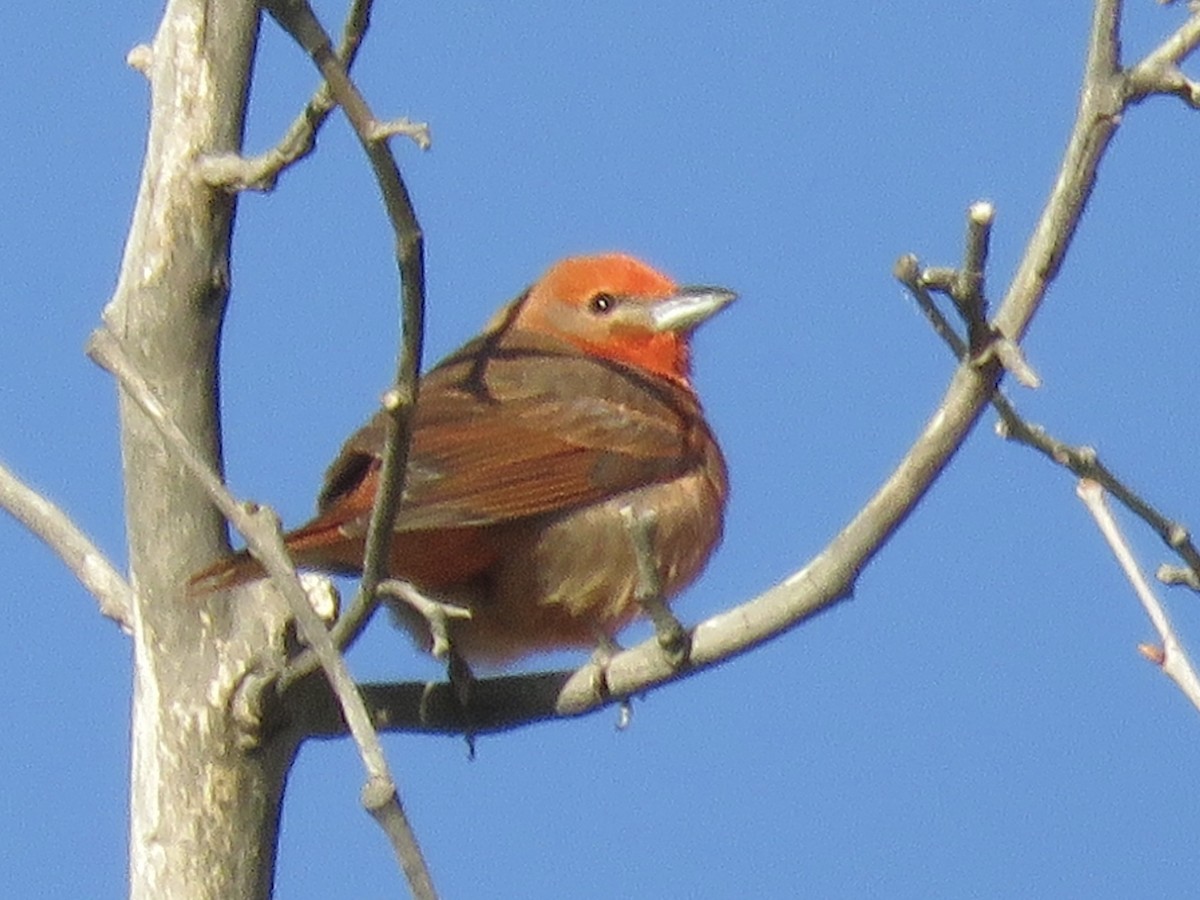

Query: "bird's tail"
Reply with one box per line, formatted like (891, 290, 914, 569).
(187, 516, 364, 596)
(187, 549, 267, 595)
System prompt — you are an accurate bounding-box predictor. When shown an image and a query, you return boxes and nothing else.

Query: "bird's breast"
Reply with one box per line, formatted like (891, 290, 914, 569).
(449, 452, 726, 665)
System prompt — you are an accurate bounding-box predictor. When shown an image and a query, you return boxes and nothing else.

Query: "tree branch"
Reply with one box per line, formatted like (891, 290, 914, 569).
(1125, 8, 1200, 107)
(103, 3, 291, 896)
(197, 0, 429, 191)
(86, 326, 435, 899)
(900, 206, 1200, 661)
(890, 1, 1200, 717)
(258, 0, 428, 689)
(0, 459, 132, 629)
(252, 2, 434, 894)
(1077, 481, 1200, 712)
(996, 406, 1200, 583)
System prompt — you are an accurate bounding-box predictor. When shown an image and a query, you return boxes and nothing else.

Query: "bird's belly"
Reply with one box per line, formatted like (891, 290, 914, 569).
(450, 468, 724, 665)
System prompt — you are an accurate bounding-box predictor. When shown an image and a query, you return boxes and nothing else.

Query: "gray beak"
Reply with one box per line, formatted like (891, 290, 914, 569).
(648, 285, 737, 334)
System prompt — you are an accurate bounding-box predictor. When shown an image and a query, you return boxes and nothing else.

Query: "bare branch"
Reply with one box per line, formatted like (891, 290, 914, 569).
(893, 254, 967, 360)
(195, 0, 422, 192)
(0, 458, 132, 629)
(86, 325, 435, 896)
(367, 116, 432, 147)
(262, 0, 428, 688)
(255, 2, 433, 894)
(952, 200, 993, 352)
(901, 216, 1200, 600)
(896, 205, 1041, 388)
(376, 579, 472, 660)
(991, 0, 1125, 343)
(1125, 9, 1200, 108)
(1077, 480, 1200, 712)
(996, 407, 1200, 577)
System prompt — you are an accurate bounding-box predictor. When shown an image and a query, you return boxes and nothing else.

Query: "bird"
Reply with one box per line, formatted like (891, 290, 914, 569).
(191, 253, 733, 666)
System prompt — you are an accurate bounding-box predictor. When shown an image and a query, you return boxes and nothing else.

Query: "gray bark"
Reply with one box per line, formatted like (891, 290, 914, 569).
(106, 3, 298, 898)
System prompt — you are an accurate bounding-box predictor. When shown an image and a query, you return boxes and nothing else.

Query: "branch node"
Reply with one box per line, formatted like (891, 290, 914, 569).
(230, 666, 282, 751)
(126, 43, 153, 76)
(1158, 563, 1200, 591)
(361, 775, 398, 812)
(381, 386, 404, 411)
(195, 151, 284, 193)
(919, 267, 957, 292)
(1166, 523, 1191, 550)
(298, 573, 340, 623)
(986, 337, 1042, 388)
(968, 200, 996, 227)
(367, 117, 433, 150)
(1138, 643, 1166, 666)
(892, 253, 920, 285)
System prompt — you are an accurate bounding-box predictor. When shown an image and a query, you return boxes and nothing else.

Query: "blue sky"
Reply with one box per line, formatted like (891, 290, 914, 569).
(2, 3, 1199, 897)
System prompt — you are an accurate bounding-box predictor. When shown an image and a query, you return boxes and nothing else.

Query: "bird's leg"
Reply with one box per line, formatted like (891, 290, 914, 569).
(446, 647, 476, 709)
(445, 650, 478, 758)
(592, 631, 623, 667)
(385, 577, 477, 750)
(589, 632, 620, 695)
(620, 506, 692, 668)
(375, 578, 472, 660)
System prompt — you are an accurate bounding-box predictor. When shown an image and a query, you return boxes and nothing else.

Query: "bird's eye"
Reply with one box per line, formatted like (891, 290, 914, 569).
(589, 292, 616, 315)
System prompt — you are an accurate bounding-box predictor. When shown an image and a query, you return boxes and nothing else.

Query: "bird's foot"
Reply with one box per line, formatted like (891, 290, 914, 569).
(376, 578, 472, 660)
(641, 594, 692, 668)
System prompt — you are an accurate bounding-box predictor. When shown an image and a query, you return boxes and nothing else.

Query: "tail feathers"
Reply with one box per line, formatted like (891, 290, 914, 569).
(187, 549, 267, 596)
(187, 520, 361, 596)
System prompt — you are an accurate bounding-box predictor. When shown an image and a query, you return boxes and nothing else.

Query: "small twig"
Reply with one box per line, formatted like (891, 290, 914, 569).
(903, 228, 1200, 594)
(893, 254, 968, 360)
(368, 117, 432, 146)
(0, 458, 133, 630)
(1158, 564, 1200, 591)
(952, 200, 993, 353)
(197, 0, 421, 192)
(995, 404, 1200, 585)
(895, 204, 1041, 388)
(1076, 480, 1200, 712)
(86, 326, 435, 895)
(1125, 8, 1200, 108)
(265, 0, 428, 690)
(988, 339, 1041, 389)
(258, 2, 434, 894)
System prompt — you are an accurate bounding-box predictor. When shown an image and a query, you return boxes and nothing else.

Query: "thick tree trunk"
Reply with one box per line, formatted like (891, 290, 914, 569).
(106, 3, 297, 897)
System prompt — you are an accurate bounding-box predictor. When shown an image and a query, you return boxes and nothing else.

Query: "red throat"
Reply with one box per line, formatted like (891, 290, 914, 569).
(578, 330, 692, 386)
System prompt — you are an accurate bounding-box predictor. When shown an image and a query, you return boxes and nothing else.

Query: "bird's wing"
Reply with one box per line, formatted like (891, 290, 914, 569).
(316, 339, 705, 537)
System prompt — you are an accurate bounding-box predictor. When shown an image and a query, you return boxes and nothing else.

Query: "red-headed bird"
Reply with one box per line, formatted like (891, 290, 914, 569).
(192, 254, 733, 665)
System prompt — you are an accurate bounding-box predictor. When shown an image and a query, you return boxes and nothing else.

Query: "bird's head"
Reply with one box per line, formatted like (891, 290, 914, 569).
(515, 253, 735, 386)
